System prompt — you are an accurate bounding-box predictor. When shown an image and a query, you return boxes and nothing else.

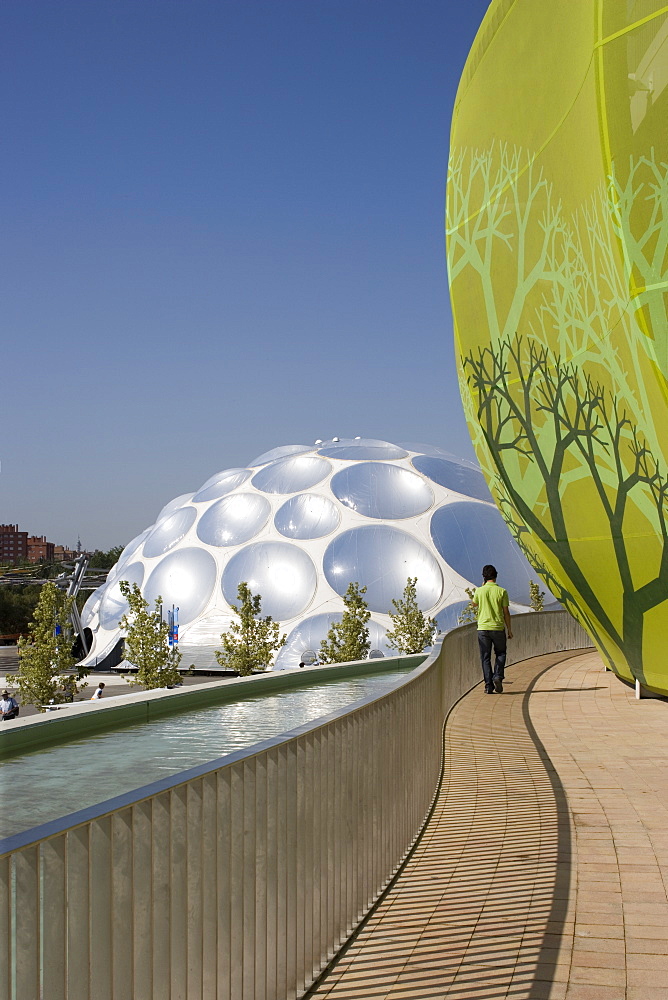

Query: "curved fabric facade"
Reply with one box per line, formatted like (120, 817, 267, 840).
(79, 438, 547, 671)
(447, 1, 668, 691)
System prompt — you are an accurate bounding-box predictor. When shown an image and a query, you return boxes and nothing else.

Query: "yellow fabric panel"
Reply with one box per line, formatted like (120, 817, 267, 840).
(448, 0, 668, 692)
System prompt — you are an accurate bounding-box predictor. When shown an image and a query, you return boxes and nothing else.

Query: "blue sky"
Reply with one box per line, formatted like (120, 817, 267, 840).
(2, 0, 490, 550)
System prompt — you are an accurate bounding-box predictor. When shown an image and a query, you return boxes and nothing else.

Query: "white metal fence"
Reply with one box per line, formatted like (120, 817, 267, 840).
(0, 611, 592, 1000)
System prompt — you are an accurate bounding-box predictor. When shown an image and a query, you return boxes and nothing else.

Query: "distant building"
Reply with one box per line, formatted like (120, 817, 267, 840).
(27, 535, 55, 564)
(53, 545, 79, 562)
(0, 524, 28, 564)
(1, 523, 83, 566)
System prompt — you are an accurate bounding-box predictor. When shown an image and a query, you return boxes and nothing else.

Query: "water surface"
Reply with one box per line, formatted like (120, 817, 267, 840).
(1, 667, 413, 840)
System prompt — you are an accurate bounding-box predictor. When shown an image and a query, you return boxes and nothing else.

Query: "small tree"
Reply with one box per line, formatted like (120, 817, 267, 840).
(216, 582, 286, 676)
(529, 580, 545, 612)
(457, 587, 479, 626)
(17, 581, 87, 709)
(386, 577, 437, 653)
(118, 581, 182, 688)
(320, 582, 370, 664)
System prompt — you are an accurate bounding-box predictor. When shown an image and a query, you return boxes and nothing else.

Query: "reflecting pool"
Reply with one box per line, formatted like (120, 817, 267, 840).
(1, 666, 414, 840)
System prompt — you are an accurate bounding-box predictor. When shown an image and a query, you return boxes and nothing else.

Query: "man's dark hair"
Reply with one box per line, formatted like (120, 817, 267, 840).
(482, 564, 497, 581)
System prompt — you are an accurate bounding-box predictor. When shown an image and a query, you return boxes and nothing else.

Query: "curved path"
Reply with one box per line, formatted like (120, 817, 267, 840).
(308, 649, 668, 1000)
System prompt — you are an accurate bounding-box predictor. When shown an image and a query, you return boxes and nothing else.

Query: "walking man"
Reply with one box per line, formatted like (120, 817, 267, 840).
(472, 564, 513, 693)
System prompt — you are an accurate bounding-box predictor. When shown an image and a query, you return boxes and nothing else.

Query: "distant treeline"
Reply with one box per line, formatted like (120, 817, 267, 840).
(88, 546, 124, 570)
(0, 546, 123, 637)
(0, 584, 43, 636)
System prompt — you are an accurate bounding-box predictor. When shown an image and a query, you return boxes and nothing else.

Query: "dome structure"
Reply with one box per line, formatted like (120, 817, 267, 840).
(80, 438, 547, 671)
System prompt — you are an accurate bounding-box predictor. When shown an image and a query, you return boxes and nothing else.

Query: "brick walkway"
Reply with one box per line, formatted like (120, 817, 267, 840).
(307, 649, 668, 1000)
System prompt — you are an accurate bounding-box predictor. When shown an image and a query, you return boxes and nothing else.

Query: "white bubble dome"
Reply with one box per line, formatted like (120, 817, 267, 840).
(80, 438, 547, 671)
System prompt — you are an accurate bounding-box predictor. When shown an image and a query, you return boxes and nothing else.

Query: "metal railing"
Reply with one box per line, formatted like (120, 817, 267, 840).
(0, 611, 592, 1000)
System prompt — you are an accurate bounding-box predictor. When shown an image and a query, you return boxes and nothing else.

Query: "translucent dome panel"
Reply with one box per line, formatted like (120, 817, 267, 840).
(143, 507, 197, 558)
(331, 462, 434, 519)
(222, 542, 317, 620)
(323, 526, 443, 613)
(179, 612, 235, 645)
(110, 528, 152, 578)
(274, 494, 340, 539)
(249, 444, 313, 466)
(251, 456, 331, 495)
(81, 586, 105, 627)
(412, 456, 492, 502)
(156, 493, 195, 522)
(193, 470, 253, 503)
(98, 561, 144, 631)
(197, 493, 271, 547)
(177, 612, 236, 670)
(430, 502, 534, 604)
(398, 442, 455, 458)
(318, 439, 408, 461)
(274, 613, 390, 670)
(144, 548, 217, 626)
(434, 602, 471, 633)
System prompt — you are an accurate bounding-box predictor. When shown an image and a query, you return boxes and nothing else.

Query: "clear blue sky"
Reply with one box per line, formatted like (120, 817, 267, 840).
(2, 0, 490, 550)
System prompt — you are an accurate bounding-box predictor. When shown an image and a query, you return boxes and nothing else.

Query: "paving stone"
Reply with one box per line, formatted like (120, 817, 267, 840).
(306, 650, 668, 999)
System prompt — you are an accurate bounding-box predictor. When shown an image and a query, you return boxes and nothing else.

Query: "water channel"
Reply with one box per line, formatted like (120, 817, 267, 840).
(1, 665, 416, 841)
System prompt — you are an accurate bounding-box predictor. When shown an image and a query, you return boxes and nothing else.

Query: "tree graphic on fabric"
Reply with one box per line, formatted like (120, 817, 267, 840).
(463, 335, 668, 679)
(447, 142, 668, 684)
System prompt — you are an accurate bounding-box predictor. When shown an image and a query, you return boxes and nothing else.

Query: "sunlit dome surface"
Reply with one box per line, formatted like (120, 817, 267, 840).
(98, 561, 144, 631)
(331, 463, 433, 519)
(81, 437, 547, 671)
(274, 494, 340, 539)
(144, 507, 197, 558)
(222, 541, 317, 620)
(251, 455, 331, 494)
(143, 548, 217, 626)
(197, 493, 271, 547)
(192, 469, 252, 503)
(323, 526, 443, 613)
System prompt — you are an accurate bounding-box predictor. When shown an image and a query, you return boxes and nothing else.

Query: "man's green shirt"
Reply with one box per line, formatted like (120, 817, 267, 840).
(474, 581, 509, 631)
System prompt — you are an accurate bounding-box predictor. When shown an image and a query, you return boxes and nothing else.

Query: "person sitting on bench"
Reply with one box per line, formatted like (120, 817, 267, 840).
(1, 689, 20, 720)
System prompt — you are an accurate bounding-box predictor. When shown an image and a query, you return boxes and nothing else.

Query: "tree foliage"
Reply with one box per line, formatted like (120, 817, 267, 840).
(16, 581, 87, 709)
(118, 581, 182, 688)
(386, 577, 436, 653)
(215, 582, 286, 676)
(0, 584, 42, 635)
(89, 546, 125, 570)
(457, 587, 479, 626)
(529, 580, 545, 612)
(320, 582, 370, 664)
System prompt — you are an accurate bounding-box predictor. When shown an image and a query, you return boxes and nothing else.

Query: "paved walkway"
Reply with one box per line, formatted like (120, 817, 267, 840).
(0, 644, 249, 718)
(308, 649, 668, 1000)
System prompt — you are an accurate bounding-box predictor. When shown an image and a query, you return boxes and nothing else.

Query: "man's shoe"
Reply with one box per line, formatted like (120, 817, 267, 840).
(485, 688, 495, 694)
(493, 678, 503, 693)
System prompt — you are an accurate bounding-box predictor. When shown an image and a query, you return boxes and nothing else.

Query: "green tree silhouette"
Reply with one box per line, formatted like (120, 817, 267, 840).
(119, 581, 182, 688)
(386, 577, 436, 653)
(320, 582, 370, 664)
(17, 581, 87, 708)
(215, 582, 285, 676)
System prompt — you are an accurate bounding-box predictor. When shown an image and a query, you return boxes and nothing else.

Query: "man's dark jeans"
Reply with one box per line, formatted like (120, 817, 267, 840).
(478, 630, 507, 692)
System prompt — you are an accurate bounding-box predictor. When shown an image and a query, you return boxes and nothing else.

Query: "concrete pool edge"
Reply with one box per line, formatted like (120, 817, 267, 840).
(0, 653, 426, 756)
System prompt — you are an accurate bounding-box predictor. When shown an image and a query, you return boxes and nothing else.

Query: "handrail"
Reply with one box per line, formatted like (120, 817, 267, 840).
(0, 611, 592, 1000)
